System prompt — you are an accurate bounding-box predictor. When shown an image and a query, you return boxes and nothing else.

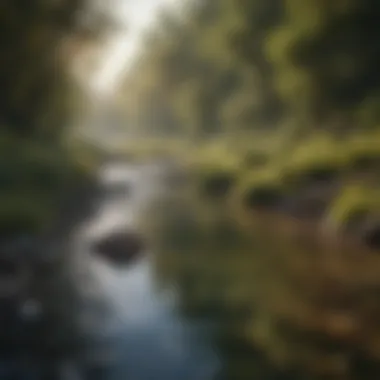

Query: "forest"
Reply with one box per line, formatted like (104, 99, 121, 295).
(121, 0, 380, 246)
(2, 0, 380, 379)
(121, 1, 380, 379)
(0, 0, 111, 238)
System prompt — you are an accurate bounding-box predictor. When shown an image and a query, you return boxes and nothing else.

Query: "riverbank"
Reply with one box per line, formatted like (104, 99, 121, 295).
(0, 140, 109, 378)
(133, 132, 380, 380)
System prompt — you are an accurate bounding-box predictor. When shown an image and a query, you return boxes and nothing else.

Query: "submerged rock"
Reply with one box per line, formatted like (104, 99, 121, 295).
(91, 230, 146, 266)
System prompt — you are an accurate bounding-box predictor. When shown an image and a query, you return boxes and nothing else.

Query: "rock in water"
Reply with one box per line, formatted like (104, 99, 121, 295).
(91, 230, 146, 266)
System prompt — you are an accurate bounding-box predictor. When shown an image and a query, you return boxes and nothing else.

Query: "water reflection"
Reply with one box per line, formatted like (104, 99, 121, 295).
(76, 163, 220, 380)
(103, 262, 219, 380)
(146, 181, 380, 380)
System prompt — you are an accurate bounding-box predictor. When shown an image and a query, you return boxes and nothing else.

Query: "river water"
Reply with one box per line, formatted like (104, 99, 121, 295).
(72, 162, 220, 380)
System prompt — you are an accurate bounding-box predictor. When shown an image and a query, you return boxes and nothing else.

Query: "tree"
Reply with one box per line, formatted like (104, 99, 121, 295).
(0, 0, 113, 139)
(0, 0, 114, 237)
(266, 0, 380, 127)
(230, 0, 285, 125)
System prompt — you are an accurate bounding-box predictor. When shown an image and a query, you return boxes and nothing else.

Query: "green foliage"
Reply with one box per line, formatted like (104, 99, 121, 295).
(0, 1, 112, 239)
(240, 150, 270, 169)
(355, 95, 380, 129)
(266, 0, 380, 124)
(345, 131, 380, 170)
(231, 0, 285, 125)
(1, 0, 79, 137)
(186, 144, 240, 200)
(281, 135, 349, 185)
(126, 1, 380, 378)
(0, 135, 99, 237)
(120, 0, 380, 139)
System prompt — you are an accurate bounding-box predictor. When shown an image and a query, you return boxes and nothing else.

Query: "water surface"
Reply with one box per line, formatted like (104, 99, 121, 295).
(75, 163, 220, 380)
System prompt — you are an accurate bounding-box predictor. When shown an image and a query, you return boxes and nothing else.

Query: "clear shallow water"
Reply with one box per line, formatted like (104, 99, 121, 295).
(74, 163, 220, 380)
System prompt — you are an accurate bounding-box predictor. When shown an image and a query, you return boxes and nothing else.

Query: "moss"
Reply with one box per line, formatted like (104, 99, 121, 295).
(329, 184, 380, 249)
(188, 148, 240, 200)
(328, 185, 380, 229)
(281, 136, 349, 187)
(241, 150, 270, 169)
(346, 133, 380, 171)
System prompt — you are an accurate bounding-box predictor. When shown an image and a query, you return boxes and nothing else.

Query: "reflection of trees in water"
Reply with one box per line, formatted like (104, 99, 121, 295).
(145, 194, 380, 380)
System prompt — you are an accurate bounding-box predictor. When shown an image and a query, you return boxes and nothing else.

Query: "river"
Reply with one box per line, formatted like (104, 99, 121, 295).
(71, 162, 220, 380)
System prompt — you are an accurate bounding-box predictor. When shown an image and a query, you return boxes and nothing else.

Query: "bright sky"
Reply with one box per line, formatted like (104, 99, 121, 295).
(91, 0, 179, 97)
